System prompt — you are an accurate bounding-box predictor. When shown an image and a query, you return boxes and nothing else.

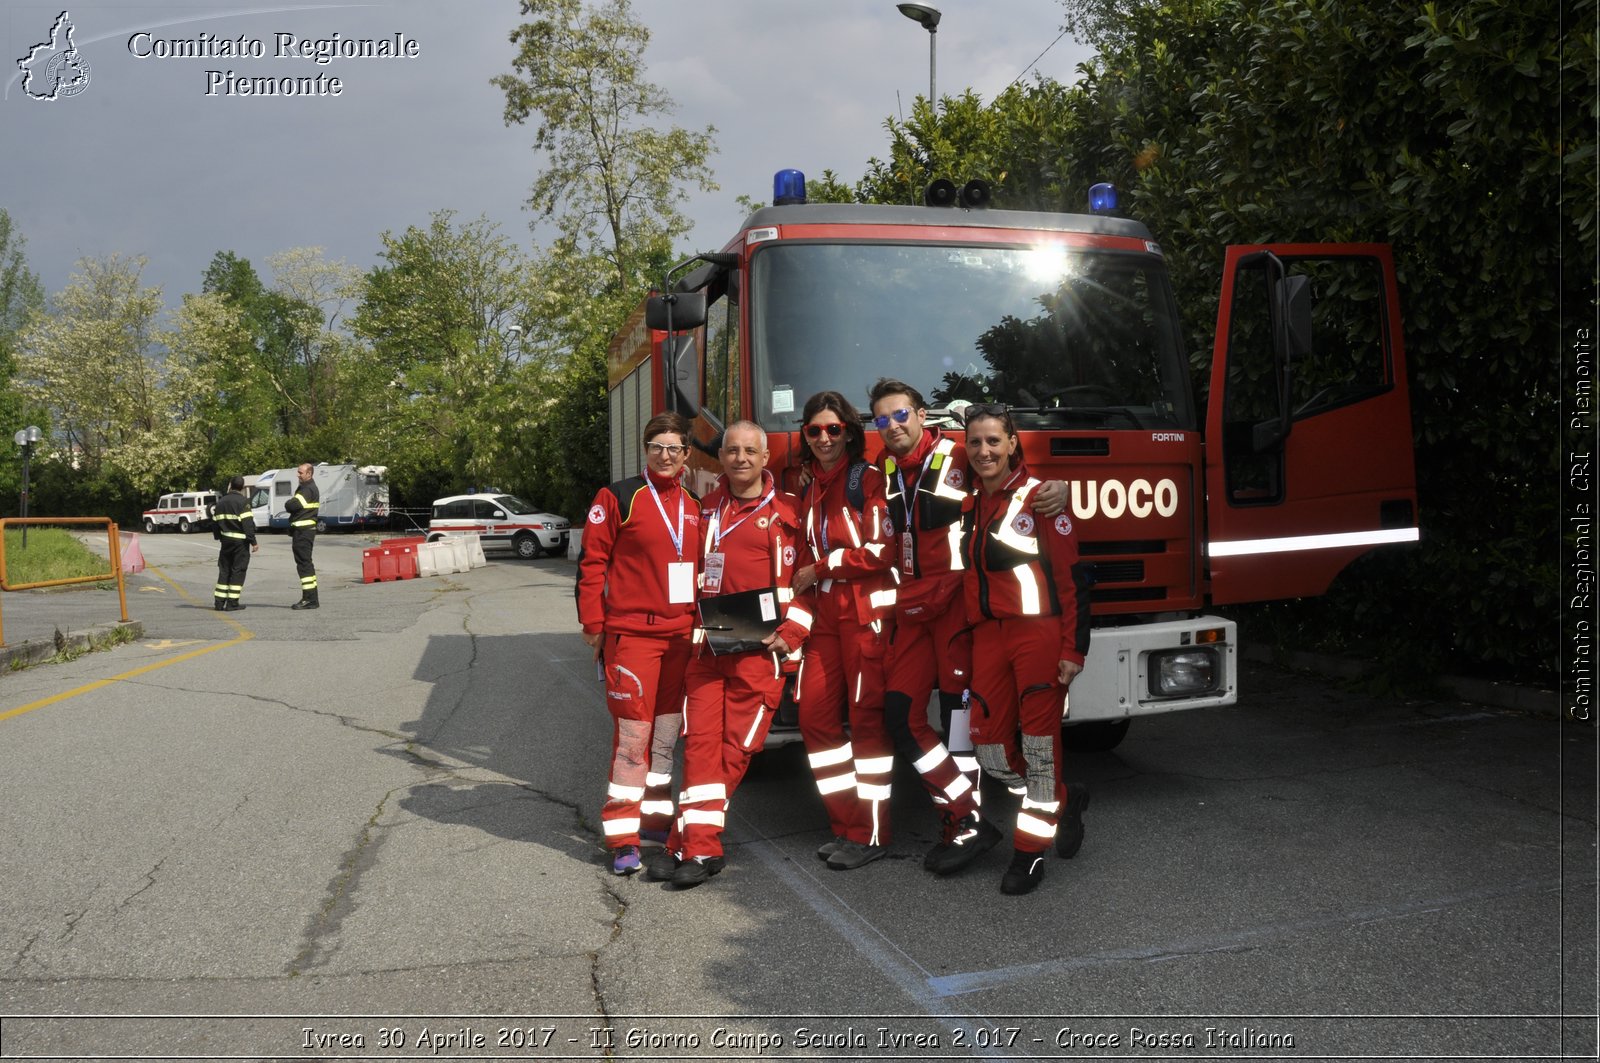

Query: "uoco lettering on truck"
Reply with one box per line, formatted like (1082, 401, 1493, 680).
(1070, 478, 1180, 520)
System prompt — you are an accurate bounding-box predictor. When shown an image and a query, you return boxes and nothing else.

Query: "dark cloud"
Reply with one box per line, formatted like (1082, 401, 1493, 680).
(3, 0, 1091, 309)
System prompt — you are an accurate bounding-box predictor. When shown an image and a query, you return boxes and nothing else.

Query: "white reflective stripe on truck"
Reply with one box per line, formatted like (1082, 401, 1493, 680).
(1207, 527, 1420, 558)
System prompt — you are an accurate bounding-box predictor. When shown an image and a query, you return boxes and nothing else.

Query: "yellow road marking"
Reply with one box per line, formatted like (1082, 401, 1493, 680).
(0, 562, 253, 724)
(142, 639, 205, 650)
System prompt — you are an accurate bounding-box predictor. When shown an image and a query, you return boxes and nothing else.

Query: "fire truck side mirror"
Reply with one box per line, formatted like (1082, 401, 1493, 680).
(667, 333, 702, 415)
(1278, 274, 1313, 360)
(646, 291, 707, 332)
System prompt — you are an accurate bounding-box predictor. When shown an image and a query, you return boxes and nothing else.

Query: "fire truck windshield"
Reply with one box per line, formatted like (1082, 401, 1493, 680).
(747, 242, 1195, 432)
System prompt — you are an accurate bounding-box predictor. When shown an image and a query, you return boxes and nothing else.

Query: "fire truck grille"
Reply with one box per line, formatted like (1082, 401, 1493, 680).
(1088, 560, 1145, 584)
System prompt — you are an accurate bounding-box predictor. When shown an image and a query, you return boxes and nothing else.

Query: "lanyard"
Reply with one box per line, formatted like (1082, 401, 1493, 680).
(647, 477, 685, 559)
(711, 488, 775, 553)
(894, 458, 928, 532)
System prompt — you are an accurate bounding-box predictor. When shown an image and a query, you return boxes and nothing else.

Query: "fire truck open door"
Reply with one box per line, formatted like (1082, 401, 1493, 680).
(1204, 243, 1419, 605)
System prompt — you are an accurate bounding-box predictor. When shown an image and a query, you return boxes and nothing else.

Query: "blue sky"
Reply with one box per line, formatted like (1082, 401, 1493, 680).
(2, 0, 1093, 313)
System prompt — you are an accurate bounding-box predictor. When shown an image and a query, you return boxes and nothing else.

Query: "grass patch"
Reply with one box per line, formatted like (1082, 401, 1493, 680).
(3, 528, 118, 588)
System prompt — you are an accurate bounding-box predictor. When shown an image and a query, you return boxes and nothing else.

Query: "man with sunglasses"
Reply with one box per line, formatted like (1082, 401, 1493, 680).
(577, 412, 702, 876)
(866, 378, 1069, 876)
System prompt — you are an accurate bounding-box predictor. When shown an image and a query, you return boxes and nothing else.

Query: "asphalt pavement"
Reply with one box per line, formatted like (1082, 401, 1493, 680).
(0, 529, 1593, 1062)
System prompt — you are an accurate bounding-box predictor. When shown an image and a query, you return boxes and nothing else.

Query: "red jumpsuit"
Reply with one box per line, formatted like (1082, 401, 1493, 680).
(576, 469, 701, 849)
(673, 471, 811, 863)
(962, 462, 1092, 855)
(879, 429, 982, 825)
(798, 459, 898, 847)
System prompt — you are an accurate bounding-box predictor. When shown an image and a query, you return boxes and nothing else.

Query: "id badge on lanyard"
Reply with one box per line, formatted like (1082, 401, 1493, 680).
(702, 552, 726, 596)
(649, 478, 694, 604)
(668, 561, 695, 604)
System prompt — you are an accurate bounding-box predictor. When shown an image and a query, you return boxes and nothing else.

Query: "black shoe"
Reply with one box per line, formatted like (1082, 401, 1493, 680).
(923, 812, 957, 870)
(816, 835, 847, 861)
(645, 850, 680, 882)
(213, 602, 227, 611)
(290, 599, 319, 610)
(1000, 848, 1046, 895)
(227, 602, 246, 611)
(1056, 784, 1091, 859)
(827, 840, 888, 871)
(670, 855, 725, 889)
(925, 814, 1003, 876)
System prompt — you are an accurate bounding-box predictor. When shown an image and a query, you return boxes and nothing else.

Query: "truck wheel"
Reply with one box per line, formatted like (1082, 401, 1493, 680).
(513, 533, 542, 560)
(315, 519, 327, 533)
(1063, 718, 1130, 753)
(178, 517, 191, 534)
(143, 517, 156, 534)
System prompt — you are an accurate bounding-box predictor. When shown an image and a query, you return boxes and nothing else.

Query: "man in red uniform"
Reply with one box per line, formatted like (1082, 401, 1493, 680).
(868, 379, 1070, 876)
(962, 405, 1093, 895)
(576, 412, 701, 875)
(792, 391, 900, 870)
(647, 421, 811, 888)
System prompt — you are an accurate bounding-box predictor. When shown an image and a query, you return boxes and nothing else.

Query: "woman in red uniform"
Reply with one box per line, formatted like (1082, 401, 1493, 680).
(961, 405, 1093, 895)
(576, 412, 701, 875)
(791, 391, 899, 870)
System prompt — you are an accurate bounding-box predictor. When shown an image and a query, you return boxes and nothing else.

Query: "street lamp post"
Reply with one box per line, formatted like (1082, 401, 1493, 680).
(13, 425, 41, 548)
(897, 3, 941, 104)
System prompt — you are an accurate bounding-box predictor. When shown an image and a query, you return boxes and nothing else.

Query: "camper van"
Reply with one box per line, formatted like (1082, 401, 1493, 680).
(251, 464, 389, 531)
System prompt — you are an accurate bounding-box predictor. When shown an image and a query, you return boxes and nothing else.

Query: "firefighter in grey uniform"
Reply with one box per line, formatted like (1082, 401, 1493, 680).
(212, 474, 259, 610)
(286, 463, 320, 609)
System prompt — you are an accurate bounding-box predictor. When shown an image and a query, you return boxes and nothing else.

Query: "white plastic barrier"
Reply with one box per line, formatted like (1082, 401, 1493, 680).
(418, 540, 463, 577)
(462, 534, 487, 568)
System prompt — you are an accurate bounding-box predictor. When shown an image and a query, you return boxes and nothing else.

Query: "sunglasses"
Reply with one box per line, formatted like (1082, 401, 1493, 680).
(963, 402, 1010, 422)
(804, 423, 846, 439)
(644, 442, 688, 458)
(872, 407, 915, 430)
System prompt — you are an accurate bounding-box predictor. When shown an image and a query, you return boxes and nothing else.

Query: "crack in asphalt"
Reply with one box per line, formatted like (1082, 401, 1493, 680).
(285, 789, 397, 977)
(117, 857, 168, 912)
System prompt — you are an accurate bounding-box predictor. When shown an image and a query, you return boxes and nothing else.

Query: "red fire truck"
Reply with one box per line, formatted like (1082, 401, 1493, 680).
(606, 170, 1418, 750)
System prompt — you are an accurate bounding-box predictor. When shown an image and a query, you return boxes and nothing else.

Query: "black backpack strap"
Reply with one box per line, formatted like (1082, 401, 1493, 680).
(845, 460, 869, 516)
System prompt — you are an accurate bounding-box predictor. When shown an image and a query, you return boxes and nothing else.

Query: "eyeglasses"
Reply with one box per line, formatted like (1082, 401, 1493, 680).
(872, 407, 915, 430)
(963, 402, 1009, 422)
(804, 423, 845, 439)
(644, 442, 688, 458)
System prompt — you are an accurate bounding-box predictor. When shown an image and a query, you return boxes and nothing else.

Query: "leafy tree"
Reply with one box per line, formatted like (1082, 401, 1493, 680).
(266, 247, 363, 439)
(200, 251, 308, 450)
(15, 255, 167, 478)
(350, 211, 541, 504)
(495, 0, 717, 292)
(0, 210, 47, 509)
(831, 0, 1586, 682)
(494, 0, 719, 512)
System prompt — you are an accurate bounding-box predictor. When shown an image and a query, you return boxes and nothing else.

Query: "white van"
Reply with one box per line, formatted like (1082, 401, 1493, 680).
(141, 490, 218, 534)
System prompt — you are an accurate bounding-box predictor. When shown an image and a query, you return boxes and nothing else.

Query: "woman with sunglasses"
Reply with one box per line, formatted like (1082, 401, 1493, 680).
(790, 390, 899, 870)
(961, 404, 1093, 895)
(576, 412, 702, 875)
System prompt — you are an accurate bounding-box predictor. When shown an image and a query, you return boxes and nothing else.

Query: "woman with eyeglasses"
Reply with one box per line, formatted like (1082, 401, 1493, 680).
(576, 412, 702, 875)
(961, 404, 1093, 895)
(789, 390, 900, 870)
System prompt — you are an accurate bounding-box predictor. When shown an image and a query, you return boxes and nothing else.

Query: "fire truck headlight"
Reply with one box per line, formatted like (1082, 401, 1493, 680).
(1148, 649, 1222, 698)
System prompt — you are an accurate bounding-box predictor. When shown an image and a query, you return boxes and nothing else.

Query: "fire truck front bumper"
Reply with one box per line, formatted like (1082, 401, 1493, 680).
(1066, 615, 1238, 723)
